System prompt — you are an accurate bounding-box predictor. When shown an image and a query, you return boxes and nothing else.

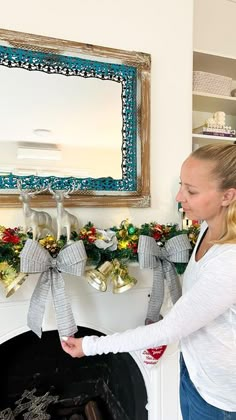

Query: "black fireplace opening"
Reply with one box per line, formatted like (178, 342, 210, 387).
(0, 327, 148, 419)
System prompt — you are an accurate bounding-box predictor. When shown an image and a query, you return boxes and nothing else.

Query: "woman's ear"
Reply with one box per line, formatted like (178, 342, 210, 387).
(222, 188, 236, 206)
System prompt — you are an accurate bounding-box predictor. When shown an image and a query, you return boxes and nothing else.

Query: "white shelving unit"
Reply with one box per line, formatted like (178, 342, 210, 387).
(192, 50, 236, 149)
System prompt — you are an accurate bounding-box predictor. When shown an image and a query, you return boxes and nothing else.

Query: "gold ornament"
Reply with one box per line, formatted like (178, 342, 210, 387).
(86, 261, 113, 292)
(86, 259, 137, 293)
(0, 265, 28, 298)
(111, 260, 137, 293)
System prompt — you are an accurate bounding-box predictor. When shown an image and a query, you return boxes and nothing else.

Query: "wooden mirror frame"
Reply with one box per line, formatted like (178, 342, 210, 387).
(0, 28, 151, 208)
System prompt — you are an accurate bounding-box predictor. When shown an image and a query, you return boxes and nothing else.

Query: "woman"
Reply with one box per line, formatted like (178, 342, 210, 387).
(62, 143, 236, 419)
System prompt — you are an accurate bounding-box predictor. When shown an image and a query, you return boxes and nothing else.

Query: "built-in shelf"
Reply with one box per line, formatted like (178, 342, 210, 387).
(192, 133, 235, 141)
(192, 50, 236, 149)
(193, 50, 236, 79)
(193, 91, 236, 116)
(192, 133, 235, 147)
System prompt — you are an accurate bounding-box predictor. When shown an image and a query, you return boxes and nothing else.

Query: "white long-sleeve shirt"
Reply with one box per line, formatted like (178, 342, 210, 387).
(82, 223, 236, 411)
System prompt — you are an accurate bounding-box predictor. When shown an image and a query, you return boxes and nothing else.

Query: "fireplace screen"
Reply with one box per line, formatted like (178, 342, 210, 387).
(0, 328, 148, 419)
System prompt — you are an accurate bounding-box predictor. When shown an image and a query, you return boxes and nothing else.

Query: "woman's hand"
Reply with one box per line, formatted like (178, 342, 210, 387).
(61, 336, 85, 358)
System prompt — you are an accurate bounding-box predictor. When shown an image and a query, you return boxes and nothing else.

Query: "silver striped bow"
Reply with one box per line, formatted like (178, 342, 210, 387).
(138, 234, 191, 324)
(20, 239, 87, 338)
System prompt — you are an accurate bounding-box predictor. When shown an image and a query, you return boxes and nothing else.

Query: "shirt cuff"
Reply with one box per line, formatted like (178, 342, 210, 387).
(82, 335, 99, 356)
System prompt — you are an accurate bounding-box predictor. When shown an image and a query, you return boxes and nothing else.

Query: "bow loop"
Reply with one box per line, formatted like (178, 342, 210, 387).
(164, 234, 192, 263)
(20, 239, 87, 338)
(138, 235, 163, 269)
(56, 241, 87, 276)
(138, 233, 191, 323)
(20, 239, 53, 273)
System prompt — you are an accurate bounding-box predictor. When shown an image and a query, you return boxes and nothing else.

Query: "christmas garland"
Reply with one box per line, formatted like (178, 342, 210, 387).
(0, 220, 200, 293)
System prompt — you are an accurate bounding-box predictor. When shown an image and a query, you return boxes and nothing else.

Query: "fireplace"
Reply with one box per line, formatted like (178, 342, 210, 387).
(0, 267, 182, 420)
(0, 328, 147, 419)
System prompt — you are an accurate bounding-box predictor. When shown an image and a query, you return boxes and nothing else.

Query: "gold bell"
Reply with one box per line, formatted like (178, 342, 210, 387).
(0, 272, 28, 298)
(86, 261, 113, 292)
(111, 261, 137, 294)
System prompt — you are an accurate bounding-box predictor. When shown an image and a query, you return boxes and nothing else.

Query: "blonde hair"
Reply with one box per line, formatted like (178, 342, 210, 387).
(191, 143, 236, 244)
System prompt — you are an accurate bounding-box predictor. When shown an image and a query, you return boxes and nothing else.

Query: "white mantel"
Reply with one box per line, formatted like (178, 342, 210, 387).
(0, 265, 182, 420)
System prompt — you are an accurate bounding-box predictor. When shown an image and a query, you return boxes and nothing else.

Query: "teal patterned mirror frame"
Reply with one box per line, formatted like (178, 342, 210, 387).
(0, 29, 151, 208)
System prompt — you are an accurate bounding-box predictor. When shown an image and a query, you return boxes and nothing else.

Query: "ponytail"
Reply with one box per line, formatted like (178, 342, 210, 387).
(217, 200, 236, 244)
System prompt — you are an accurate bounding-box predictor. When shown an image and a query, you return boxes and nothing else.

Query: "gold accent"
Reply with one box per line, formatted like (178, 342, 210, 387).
(86, 261, 113, 292)
(0, 272, 28, 297)
(112, 270, 137, 294)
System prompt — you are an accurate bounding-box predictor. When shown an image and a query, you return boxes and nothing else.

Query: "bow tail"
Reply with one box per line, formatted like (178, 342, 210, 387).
(145, 263, 164, 324)
(27, 272, 50, 338)
(164, 262, 182, 306)
(51, 271, 78, 338)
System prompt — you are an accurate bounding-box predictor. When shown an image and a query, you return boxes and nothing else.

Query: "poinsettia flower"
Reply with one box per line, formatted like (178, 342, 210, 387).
(94, 229, 118, 251)
(2, 228, 20, 244)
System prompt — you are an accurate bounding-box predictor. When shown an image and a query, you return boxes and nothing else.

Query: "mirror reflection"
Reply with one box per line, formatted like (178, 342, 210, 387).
(0, 28, 151, 207)
(0, 66, 122, 179)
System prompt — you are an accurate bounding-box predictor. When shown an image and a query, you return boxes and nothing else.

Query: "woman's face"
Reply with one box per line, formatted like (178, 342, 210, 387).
(176, 157, 226, 222)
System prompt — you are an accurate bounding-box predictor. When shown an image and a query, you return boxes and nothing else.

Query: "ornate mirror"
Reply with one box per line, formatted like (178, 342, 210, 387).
(0, 28, 151, 208)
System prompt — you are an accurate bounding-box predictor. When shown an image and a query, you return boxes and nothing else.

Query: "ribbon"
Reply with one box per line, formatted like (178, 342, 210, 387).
(138, 234, 191, 324)
(20, 239, 87, 338)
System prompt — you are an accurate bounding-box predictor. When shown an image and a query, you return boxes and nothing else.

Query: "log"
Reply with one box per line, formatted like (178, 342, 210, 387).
(84, 400, 104, 420)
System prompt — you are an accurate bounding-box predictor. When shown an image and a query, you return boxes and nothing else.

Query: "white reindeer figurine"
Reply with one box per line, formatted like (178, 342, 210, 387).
(17, 181, 53, 240)
(49, 187, 79, 242)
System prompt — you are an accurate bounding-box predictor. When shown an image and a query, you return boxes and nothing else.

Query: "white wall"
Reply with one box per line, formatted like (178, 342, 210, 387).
(194, 0, 236, 57)
(0, 5, 193, 419)
(0, 0, 193, 229)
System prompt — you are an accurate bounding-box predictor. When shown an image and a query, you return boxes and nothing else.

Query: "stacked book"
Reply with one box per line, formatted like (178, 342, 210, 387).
(202, 126, 236, 137)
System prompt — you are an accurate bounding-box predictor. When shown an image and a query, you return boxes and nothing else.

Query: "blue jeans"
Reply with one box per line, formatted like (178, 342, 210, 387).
(179, 354, 236, 420)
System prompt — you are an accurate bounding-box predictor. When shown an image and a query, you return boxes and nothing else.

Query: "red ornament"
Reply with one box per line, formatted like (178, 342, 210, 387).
(152, 224, 164, 241)
(147, 345, 167, 360)
(141, 345, 167, 366)
(153, 231, 162, 241)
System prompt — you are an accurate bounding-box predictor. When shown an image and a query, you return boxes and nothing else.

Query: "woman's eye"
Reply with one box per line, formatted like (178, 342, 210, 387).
(187, 190, 196, 195)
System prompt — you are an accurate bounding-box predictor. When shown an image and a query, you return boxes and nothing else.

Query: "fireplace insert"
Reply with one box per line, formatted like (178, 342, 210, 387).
(0, 327, 148, 419)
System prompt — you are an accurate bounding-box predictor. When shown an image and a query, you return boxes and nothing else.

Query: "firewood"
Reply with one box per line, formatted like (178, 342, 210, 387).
(84, 400, 103, 420)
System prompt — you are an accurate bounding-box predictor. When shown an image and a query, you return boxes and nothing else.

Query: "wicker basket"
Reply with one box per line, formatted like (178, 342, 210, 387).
(193, 71, 232, 96)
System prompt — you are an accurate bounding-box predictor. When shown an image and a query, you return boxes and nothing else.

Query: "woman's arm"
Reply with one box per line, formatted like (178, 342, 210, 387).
(62, 248, 236, 358)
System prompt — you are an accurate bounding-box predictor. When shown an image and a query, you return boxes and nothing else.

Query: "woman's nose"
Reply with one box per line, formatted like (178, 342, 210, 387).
(176, 188, 185, 203)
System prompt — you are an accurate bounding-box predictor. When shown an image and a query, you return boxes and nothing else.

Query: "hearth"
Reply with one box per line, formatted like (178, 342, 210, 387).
(0, 328, 147, 420)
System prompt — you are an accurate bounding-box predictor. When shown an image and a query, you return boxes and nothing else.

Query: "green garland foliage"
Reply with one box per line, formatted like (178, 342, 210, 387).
(0, 221, 200, 281)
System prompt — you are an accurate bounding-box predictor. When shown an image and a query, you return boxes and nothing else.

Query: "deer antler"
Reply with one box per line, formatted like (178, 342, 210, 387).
(47, 183, 56, 197)
(17, 179, 48, 196)
(64, 181, 81, 198)
(16, 179, 22, 190)
(29, 185, 48, 197)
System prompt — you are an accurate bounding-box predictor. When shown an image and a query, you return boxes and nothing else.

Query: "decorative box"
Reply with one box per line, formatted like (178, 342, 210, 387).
(193, 71, 232, 96)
